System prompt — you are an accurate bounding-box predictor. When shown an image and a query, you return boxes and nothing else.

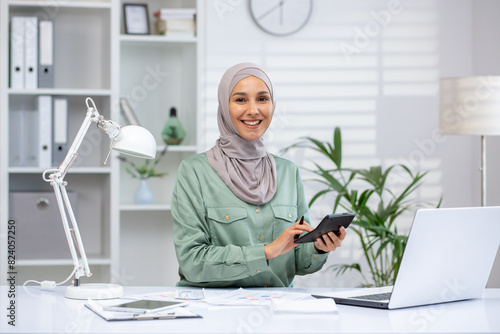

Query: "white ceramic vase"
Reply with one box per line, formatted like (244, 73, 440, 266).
(134, 179, 154, 205)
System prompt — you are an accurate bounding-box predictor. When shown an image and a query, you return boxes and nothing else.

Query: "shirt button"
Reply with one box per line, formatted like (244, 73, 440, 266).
(288, 213, 292, 218)
(314, 256, 318, 259)
(258, 236, 263, 241)
(256, 269, 261, 273)
(256, 208, 260, 213)
(225, 215, 230, 220)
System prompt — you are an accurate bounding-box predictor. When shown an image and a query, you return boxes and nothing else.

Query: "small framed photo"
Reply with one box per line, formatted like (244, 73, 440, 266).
(123, 3, 150, 35)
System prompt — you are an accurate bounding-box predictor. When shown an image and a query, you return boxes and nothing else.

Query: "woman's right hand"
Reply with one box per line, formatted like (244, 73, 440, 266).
(264, 218, 314, 259)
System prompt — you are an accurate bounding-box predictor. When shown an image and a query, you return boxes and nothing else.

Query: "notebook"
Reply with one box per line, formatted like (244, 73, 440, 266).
(313, 206, 500, 309)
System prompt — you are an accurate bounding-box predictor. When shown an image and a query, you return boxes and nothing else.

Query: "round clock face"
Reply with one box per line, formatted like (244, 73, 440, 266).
(249, 0, 313, 36)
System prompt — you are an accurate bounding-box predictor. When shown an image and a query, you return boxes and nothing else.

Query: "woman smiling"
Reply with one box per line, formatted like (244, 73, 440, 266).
(171, 62, 346, 287)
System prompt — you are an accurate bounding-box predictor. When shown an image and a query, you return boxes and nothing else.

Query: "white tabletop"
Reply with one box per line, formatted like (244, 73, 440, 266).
(1, 286, 500, 333)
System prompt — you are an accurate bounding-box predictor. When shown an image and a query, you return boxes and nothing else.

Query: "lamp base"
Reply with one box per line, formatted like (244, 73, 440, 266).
(65, 283, 124, 300)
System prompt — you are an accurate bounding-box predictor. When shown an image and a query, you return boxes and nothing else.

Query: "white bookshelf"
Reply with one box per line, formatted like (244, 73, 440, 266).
(8, 166, 112, 174)
(7, 1, 113, 9)
(118, 0, 202, 286)
(0, 0, 203, 287)
(120, 34, 197, 44)
(8, 88, 112, 96)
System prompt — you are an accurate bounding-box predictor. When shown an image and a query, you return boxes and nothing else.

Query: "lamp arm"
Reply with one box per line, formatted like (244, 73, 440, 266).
(49, 175, 91, 280)
(41, 97, 107, 284)
(57, 106, 100, 176)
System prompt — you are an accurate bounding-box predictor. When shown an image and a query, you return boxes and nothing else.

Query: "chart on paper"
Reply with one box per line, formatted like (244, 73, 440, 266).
(203, 288, 312, 306)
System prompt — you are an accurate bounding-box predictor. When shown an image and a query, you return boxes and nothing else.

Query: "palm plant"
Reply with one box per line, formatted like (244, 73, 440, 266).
(282, 127, 440, 287)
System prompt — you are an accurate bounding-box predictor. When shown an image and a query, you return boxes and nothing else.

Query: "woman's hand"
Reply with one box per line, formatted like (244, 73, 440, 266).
(313, 226, 347, 253)
(264, 218, 313, 259)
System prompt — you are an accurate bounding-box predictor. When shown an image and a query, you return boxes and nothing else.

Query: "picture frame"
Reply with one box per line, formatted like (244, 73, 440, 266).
(123, 3, 150, 35)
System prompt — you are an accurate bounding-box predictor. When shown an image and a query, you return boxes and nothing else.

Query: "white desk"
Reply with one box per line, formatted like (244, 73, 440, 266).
(1, 286, 499, 333)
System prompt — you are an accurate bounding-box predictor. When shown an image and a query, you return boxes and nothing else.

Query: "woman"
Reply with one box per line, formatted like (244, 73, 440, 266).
(172, 62, 346, 287)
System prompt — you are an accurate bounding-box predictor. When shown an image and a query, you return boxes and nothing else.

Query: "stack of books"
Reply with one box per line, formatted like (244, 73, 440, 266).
(153, 8, 196, 36)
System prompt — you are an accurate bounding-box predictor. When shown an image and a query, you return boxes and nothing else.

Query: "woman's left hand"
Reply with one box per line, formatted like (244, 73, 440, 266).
(314, 226, 347, 253)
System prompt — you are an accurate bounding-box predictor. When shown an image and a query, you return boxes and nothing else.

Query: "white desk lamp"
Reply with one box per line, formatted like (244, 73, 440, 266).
(439, 76, 500, 206)
(42, 97, 156, 299)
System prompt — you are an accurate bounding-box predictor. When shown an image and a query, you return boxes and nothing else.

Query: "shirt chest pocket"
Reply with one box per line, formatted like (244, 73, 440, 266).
(271, 205, 297, 239)
(207, 207, 250, 246)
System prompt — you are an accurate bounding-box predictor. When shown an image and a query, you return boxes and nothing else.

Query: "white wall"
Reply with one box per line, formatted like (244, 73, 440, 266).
(201, 0, 500, 288)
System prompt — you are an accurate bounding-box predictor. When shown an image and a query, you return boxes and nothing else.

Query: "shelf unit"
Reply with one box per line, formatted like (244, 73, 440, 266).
(0, 0, 203, 287)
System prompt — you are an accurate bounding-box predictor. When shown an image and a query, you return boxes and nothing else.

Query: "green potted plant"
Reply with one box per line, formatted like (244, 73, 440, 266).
(118, 147, 167, 204)
(282, 127, 440, 287)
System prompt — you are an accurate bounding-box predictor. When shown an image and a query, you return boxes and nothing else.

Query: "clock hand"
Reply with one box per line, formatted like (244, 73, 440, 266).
(279, 0, 284, 25)
(258, 1, 284, 20)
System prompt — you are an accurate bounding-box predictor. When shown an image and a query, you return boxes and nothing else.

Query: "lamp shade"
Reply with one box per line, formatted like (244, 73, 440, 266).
(439, 76, 500, 136)
(114, 125, 157, 159)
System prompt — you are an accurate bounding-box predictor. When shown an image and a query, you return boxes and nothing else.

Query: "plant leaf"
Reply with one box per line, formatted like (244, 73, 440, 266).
(333, 126, 342, 168)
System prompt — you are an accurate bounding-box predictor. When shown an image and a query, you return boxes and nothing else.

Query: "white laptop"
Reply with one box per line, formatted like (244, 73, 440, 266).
(313, 206, 500, 309)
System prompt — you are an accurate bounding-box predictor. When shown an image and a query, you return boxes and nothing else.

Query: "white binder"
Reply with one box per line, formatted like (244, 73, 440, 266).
(9, 108, 24, 167)
(10, 16, 25, 89)
(52, 97, 68, 166)
(38, 95, 53, 168)
(24, 108, 39, 167)
(9, 105, 38, 167)
(24, 16, 38, 89)
(38, 20, 54, 88)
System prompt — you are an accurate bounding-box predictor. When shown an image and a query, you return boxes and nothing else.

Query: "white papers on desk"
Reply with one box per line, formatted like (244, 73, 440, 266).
(203, 288, 311, 306)
(97, 289, 338, 316)
(128, 289, 205, 302)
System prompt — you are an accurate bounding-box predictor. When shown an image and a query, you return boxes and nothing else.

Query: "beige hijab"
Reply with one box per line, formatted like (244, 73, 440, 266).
(206, 63, 277, 205)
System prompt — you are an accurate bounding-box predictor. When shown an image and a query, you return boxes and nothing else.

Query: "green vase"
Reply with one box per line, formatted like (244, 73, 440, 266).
(162, 107, 186, 145)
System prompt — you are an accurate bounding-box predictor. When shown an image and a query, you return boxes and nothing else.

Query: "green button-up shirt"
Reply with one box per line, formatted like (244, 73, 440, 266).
(172, 153, 329, 287)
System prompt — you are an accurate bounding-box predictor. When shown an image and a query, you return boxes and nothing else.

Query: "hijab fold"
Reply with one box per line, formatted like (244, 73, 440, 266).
(206, 63, 277, 205)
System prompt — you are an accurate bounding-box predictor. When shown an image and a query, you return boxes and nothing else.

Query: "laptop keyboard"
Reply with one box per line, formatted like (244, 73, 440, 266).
(350, 292, 392, 301)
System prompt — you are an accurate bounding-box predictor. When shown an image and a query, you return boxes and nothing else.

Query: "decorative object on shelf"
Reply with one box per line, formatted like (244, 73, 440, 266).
(134, 179, 154, 205)
(119, 97, 141, 126)
(123, 3, 150, 35)
(249, 0, 313, 36)
(162, 107, 186, 145)
(439, 76, 500, 206)
(40, 97, 156, 299)
(119, 146, 167, 205)
(281, 127, 440, 287)
(153, 8, 196, 36)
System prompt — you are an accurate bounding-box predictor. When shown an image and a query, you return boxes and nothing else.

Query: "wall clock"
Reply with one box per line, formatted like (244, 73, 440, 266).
(249, 0, 313, 37)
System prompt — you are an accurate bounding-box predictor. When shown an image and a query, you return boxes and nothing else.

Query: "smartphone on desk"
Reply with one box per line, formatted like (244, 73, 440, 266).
(103, 299, 188, 314)
(294, 212, 355, 244)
